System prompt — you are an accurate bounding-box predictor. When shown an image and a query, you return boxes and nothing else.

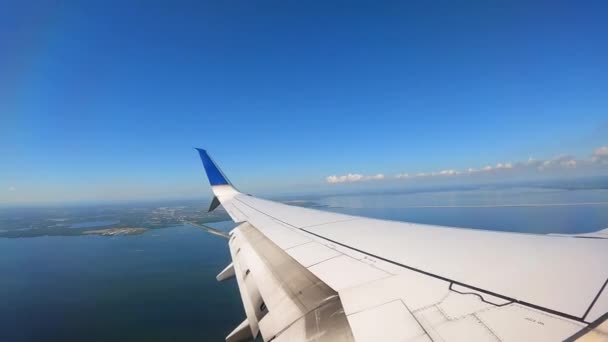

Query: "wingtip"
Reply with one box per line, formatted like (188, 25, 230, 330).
(194, 148, 209, 159)
(196, 148, 232, 186)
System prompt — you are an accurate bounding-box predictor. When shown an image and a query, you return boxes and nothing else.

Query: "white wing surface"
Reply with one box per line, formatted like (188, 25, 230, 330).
(195, 149, 608, 342)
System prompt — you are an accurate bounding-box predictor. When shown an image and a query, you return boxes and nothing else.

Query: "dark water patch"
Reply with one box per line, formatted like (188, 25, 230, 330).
(0, 225, 243, 342)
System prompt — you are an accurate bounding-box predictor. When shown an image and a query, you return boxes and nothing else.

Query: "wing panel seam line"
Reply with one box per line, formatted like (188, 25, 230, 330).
(448, 283, 513, 307)
(582, 276, 608, 321)
(300, 226, 588, 323)
(232, 197, 590, 324)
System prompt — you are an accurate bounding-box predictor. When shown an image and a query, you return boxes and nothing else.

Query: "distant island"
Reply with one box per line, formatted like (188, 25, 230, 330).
(0, 199, 232, 238)
(82, 227, 147, 236)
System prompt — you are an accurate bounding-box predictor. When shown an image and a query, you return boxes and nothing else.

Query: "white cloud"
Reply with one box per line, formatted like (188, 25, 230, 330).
(495, 163, 513, 169)
(326, 174, 361, 184)
(8, 186, 15, 192)
(369, 174, 385, 180)
(523, 157, 542, 168)
(538, 155, 578, 171)
(556, 156, 577, 168)
(436, 169, 459, 176)
(592, 146, 608, 164)
(326, 173, 384, 184)
(325, 146, 607, 185)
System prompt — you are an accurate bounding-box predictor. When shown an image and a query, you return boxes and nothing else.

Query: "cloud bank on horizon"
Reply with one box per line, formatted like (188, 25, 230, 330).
(326, 173, 385, 184)
(326, 146, 608, 184)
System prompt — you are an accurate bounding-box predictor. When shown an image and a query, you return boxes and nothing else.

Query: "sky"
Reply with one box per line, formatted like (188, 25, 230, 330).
(1, 1, 607, 205)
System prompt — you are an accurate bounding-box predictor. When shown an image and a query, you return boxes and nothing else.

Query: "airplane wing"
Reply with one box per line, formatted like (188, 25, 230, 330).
(195, 149, 608, 342)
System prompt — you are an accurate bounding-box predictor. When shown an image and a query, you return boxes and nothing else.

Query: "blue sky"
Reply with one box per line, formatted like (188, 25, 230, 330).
(1, 1, 607, 204)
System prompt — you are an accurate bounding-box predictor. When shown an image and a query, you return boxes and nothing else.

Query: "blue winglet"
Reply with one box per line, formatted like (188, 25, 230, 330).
(195, 148, 232, 186)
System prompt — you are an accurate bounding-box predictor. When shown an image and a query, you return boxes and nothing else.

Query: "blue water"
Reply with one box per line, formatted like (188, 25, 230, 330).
(0, 222, 241, 342)
(1, 188, 607, 341)
(318, 188, 608, 234)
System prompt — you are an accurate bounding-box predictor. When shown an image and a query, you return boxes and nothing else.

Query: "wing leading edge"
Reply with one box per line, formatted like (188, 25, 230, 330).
(196, 149, 608, 342)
